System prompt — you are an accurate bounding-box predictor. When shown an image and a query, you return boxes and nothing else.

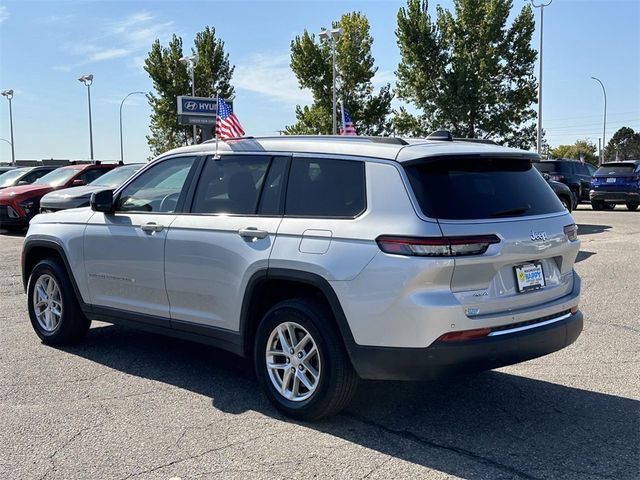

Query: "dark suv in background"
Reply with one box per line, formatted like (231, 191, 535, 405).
(534, 160, 597, 208)
(590, 160, 640, 211)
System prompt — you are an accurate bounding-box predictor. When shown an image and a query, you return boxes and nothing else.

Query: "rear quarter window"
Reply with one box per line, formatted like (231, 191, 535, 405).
(405, 157, 564, 220)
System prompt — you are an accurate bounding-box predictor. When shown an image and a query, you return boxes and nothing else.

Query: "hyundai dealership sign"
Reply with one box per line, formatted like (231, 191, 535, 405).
(177, 96, 218, 116)
(176, 96, 232, 126)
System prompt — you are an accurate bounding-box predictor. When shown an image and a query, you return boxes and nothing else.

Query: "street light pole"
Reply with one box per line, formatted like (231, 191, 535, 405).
(591, 76, 607, 165)
(318, 27, 343, 135)
(180, 55, 198, 144)
(1, 89, 16, 166)
(119, 91, 146, 163)
(531, 0, 552, 155)
(78, 74, 94, 161)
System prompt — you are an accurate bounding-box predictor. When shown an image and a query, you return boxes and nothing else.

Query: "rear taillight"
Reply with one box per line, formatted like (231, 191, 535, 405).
(563, 224, 578, 241)
(376, 235, 500, 257)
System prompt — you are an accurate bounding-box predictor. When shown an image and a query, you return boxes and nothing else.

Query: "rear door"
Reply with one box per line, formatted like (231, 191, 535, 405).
(164, 154, 288, 332)
(404, 156, 580, 317)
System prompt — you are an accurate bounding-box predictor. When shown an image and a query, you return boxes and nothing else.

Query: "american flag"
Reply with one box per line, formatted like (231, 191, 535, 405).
(340, 105, 357, 136)
(216, 98, 245, 139)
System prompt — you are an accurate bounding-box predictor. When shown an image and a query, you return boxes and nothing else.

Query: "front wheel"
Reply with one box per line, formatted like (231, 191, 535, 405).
(254, 298, 358, 420)
(27, 259, 90, 345)
(627, 203, 639, 211)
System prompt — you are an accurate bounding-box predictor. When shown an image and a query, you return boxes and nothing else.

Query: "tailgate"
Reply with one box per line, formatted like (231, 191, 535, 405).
(439, 213, 579, 316)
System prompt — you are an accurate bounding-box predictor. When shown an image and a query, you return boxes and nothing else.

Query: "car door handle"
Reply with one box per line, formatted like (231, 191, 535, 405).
(140, 222, 165, 233)
(238, 227, 269, 240)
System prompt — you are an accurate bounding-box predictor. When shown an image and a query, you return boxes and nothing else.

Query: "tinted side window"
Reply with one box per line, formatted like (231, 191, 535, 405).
(191, 156, 270, 215)
(258, 156, 289, 215)
(78, 168, 108, 184)
(22, 170, 49, 184)
(117, 157, 195, 213)
(285, 158, 365, 218)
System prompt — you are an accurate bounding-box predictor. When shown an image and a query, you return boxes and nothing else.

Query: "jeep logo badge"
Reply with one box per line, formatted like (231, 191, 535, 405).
(530, 230, 547, 241)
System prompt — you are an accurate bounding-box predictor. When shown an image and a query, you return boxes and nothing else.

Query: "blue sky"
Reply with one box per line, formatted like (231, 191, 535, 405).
(0, 0, 638, 163)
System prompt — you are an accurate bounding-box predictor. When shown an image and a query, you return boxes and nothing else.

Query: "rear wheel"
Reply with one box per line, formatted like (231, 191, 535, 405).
(27, 259, 90, 345)
(627, 203, 639, 211)
(254, 298, 358, 420)
(570, 188, 580, 209)
(559, 195, 572, 212)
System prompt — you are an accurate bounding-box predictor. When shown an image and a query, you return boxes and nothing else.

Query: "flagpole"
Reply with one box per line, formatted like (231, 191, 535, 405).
(214, 90, 220, 159)
(340, 100, 346, 136)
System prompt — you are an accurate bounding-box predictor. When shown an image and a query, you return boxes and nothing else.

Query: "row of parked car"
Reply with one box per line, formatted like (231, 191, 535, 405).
(534, 158, 640, 211)
(0, 163, 143, 229)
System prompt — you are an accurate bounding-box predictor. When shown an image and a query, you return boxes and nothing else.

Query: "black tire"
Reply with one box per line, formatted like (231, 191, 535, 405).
(604, 203, 616, 210)
(570, 188, 580, 209)
(627, 203, 639, 211)
(591, 200, 604, 211)
(27, 258, 90, 345)
(254, 297, 358, 420)
(559, 195, 572, 212)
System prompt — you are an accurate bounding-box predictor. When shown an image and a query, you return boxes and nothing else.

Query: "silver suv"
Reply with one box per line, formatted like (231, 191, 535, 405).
(22, 135, 583, 420)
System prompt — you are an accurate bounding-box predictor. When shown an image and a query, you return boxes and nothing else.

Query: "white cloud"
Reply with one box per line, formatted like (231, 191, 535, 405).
(235, 54, 313, 105)
(0, 5, 9, 24)
(60, 11, 174, 67)
(373, 69, 396, 87)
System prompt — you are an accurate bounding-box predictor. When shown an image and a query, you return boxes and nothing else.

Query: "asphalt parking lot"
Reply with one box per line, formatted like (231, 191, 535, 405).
(1, 205, 638, 480)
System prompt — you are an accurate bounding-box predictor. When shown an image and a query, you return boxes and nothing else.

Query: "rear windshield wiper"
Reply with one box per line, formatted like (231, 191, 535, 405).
(490, 205, 531, 217)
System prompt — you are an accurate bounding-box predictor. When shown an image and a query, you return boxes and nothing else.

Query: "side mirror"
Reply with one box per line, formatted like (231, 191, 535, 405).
(542, 173, 550, 181)
(72, 179, 86, 186)
(90, 189, 114, 213)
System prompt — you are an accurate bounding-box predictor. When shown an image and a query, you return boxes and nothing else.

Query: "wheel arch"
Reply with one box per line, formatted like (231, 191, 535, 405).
(240, 268, 357, 360)
(22, 239, 89, 313)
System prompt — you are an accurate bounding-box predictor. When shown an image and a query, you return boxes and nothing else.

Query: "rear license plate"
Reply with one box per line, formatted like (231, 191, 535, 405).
(514, 263, 545, 292)
(606, 177, 616, 183)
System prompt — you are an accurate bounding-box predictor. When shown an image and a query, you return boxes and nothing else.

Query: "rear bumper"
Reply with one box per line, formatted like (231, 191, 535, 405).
(349, 310, 583, 380)
(590, 190, 640, 204)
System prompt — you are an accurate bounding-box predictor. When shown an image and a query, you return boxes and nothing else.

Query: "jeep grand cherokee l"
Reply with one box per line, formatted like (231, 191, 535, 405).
(22, 135, 583, 420)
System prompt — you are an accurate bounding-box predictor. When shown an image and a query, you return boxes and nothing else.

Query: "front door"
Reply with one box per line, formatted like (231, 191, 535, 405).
(84, 156, 197, 319)
(165, 155, 288, 332)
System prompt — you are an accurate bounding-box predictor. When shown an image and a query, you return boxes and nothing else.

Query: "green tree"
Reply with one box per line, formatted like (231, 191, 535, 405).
(395, 0, 538, 148)
(286, 12, 393, 135)
(550, 139, 598, 166)
(144, 27, 234, 157)
(604, 127, 640, 161)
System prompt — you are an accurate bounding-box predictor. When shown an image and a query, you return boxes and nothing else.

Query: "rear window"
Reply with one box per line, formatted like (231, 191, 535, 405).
(534, 161, 571, 174)
(595, 164, 637, 175)
(406, 157, 564, 220)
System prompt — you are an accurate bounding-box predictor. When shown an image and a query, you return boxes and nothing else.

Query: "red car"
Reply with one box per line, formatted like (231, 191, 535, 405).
(0, 163, 116, 230)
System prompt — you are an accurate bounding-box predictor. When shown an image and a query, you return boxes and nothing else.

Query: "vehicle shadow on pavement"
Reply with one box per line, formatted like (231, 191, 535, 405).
(64, 323, 639, 480)
(577, 223, 612, 235)
(576, 250, 596, 263)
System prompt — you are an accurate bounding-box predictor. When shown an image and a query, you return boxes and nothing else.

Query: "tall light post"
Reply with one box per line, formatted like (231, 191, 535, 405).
(78, 74, 94, 161)
(531, 0, 552, 155)
(180, 55, 198, 143)
(318, 27, 343, 135)
(119, 91, 146, 163)
(591, 76, 607, 165)
(1, 89, 16, 166)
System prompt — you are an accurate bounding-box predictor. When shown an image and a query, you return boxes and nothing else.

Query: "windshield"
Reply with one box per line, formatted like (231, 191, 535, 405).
(406, 157, 564, 220)
(91, 164, 143, 187)
(595, 164, 637, 176)
(0, 167, 30, 187)
(34, 168, 80, 187)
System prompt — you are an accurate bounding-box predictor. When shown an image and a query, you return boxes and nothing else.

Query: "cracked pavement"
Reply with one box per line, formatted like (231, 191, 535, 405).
(1, 205, 638, 479)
